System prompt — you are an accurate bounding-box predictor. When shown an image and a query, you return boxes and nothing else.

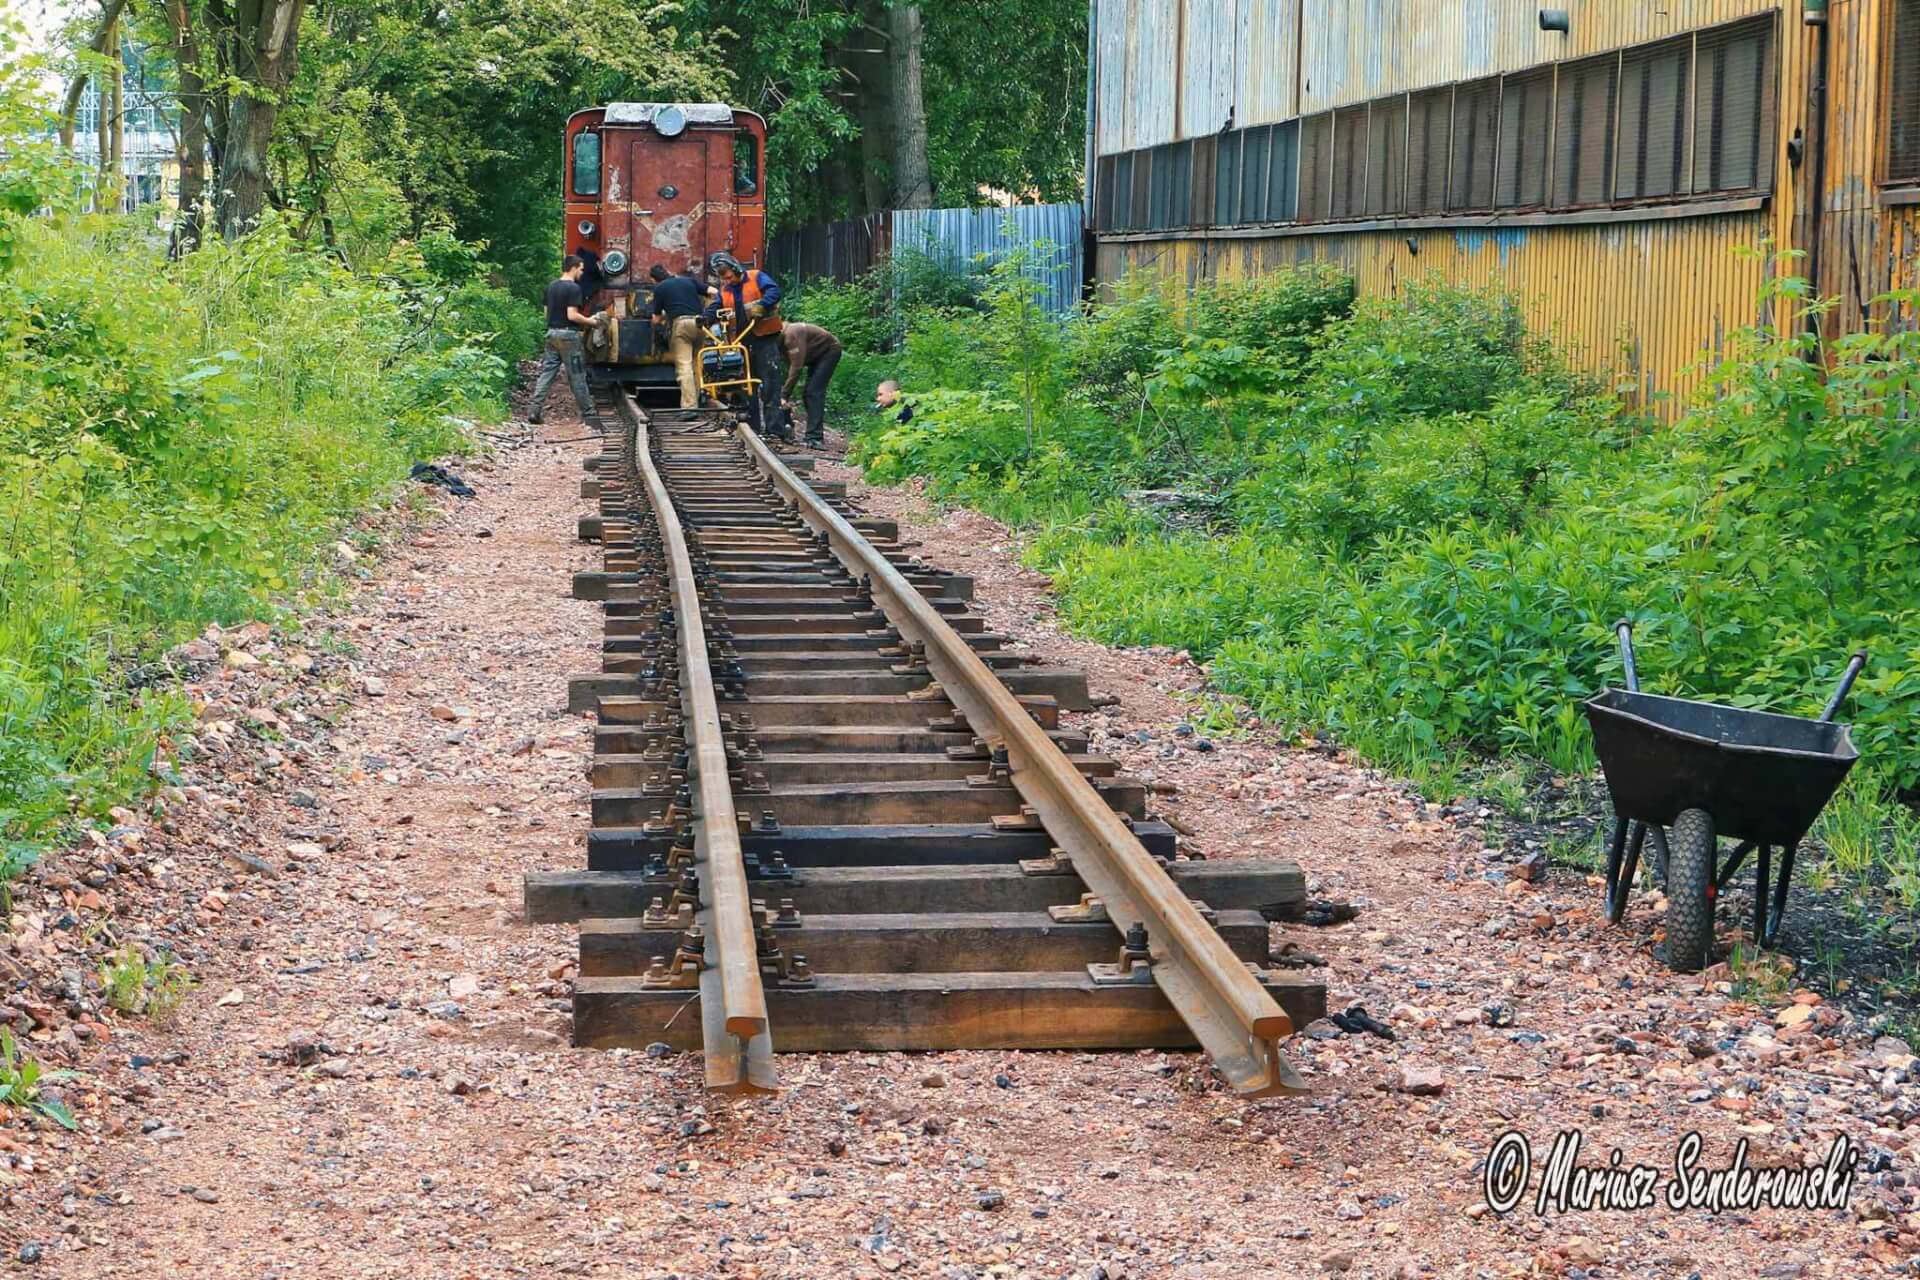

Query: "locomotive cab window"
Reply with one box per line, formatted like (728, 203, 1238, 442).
(735, 133, 760, 197)
(573, 131, 601, 197)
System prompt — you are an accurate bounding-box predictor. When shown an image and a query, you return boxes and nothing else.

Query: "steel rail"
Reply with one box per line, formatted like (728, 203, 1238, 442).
(634, 414, 777, 1093)
(734, 426, 1306, 1097)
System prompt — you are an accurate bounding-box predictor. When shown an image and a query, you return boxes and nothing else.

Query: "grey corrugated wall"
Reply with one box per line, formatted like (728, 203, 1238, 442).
(890, 204, 1086, 316)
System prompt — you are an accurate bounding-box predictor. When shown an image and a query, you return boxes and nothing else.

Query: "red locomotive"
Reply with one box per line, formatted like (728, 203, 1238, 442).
(562, 102, 768, 387)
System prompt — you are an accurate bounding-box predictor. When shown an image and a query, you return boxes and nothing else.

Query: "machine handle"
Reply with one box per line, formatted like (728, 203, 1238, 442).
(1614, 618, 1639, 693)
(1819, 650, 1869, 723)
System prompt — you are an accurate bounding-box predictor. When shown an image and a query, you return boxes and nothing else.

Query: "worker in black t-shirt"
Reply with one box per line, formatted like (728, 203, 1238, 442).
(528, 254, 598, 424)
(648, 263, 715, 409)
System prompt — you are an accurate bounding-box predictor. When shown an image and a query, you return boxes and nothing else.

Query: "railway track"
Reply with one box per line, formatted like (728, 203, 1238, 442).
(524, 393, 1324, 1096)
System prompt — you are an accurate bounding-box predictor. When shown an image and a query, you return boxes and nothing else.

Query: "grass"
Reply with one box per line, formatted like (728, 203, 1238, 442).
(98, 944, 193, 1021)
(0, 1029, 75, 1130)
(0, 212, 522, 887)
(793, 253, 1920, 912)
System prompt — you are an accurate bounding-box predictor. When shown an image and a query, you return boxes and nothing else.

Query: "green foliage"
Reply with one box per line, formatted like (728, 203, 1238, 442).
(838, 260, 1920, 895)
(0, 1028, 76, 1130)
(98, 944, 194, 1020)
(0, 203, 504, 859)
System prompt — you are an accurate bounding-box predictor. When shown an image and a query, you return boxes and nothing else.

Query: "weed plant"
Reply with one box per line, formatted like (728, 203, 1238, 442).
(98, 944, 194, 1021)
(0, 70, 521, 880)
(804, 246, 1920, 896)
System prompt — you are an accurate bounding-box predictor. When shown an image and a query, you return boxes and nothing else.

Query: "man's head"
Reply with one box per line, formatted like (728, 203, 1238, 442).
(708, 252, 744, 283)
(562, 253, 583, 279)
(648, 263, 670, 283)
(874, 380, 902, 409)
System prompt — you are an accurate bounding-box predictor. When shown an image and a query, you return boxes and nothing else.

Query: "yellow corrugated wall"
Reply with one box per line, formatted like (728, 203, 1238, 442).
(1100, 216, 1774, 410)
(1093, 0, 1920, 413)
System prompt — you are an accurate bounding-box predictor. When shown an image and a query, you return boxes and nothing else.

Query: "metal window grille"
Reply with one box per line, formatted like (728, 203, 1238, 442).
(1330, 104, 1369, 219)
(1893, 0, 1920, 182)
(1170, 141, 1194, 227)
(1214, 129, 1243, 226)
(1552, 53, 1618, 208)
(1129, 147, 1154, 228)
(1190, 134, 1218, 226)
(1111, 151, 1135, 230)
(1449, 77, 1501, 210)
(1268, 120, 1301, 221)
(1094, 154, 1117, 230)
(1365, 94, 1408, 216)
(1240, 125, 1273, 223)
(1497, 67, 1554, 208)
(1298, 113, 1333, 222)
(1617, 36, 1692, 200)
(1693, 15, 1776, 194)
(1149, 143, 1175, 229)
(1406, 87, 1453, 214)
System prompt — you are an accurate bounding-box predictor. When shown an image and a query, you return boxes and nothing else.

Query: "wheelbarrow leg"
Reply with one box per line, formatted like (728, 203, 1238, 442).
(1753, 844, 1770, 947)
(1762, 843, 1797, 948)
(1646, 824, 1672, 884)
(1607, 820, 1648, 925)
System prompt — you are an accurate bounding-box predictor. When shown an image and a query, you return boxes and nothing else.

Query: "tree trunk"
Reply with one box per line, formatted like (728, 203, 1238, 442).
(106, 18, 124, 212)
(164, 0, 210, 253)
(57, 0, 129, 150)
(887, 3, 932, 209)
(214, 0, 308, 238)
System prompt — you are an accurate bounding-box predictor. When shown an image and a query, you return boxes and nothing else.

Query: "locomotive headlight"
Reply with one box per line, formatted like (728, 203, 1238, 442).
(602, 250, 628, 275)
(653, 105, 687, 138)
(577, 219, 596, 238)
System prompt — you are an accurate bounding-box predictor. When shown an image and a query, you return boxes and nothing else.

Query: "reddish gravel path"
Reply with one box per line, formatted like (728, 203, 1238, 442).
(8, 416, 1909, 1279)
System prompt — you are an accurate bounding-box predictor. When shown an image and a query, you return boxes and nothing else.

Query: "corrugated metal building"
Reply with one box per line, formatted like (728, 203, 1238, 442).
(1087, 0, 1920, 409)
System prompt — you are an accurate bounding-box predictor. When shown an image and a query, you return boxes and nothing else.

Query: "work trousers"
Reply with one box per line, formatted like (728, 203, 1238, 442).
(530, 328, 592, 420)
(745, 332, 788, 438)
(795, 346, 842, 442)
(666, 316, 702, 409)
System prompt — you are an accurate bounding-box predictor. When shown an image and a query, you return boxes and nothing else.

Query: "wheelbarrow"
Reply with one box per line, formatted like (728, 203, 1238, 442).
(1584, 621, 1866, 972)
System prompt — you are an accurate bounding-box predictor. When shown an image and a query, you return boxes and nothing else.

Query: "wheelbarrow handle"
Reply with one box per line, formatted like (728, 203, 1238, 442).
(1819, 649, 1869, 724)
(1614, 618, 1639, 693)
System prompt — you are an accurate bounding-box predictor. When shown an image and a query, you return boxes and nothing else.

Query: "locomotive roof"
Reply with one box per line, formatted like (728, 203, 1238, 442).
(602, 103, 736, 126)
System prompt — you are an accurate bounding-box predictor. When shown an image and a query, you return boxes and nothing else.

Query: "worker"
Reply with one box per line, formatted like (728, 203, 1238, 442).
(874, 379, 913, 424)
(648, 262, 712, 409)
(528, 253, 597, 425)
(780, 321, 843, 447)
(706, 252, 790, 440)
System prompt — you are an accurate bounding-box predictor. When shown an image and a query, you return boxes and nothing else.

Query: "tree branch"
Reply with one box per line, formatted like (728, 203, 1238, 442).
(57, 0, 131, 149)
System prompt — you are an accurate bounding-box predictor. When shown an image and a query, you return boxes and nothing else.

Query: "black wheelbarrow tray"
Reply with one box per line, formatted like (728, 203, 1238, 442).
(1586, 689, 1858, 848)
(1580, 636, 1865, 973)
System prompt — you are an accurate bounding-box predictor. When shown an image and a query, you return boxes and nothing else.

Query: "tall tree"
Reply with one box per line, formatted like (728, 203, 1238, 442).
(210, 0, 307, 236)
(57, 0, 129, 148)
(887, 3, 930, 208)
(159, 0, 208, 252)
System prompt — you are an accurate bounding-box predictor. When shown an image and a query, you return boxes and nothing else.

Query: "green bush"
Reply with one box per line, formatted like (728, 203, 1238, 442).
(839, 259, 1920, 853)
(0, 164, 509, 863)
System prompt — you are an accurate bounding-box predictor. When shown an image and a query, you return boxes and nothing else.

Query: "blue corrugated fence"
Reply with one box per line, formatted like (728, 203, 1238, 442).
(890, 204, 1085, 316)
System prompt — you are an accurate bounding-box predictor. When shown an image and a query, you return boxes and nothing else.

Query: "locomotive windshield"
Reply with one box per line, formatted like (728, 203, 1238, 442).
(572, 132, 601, 196)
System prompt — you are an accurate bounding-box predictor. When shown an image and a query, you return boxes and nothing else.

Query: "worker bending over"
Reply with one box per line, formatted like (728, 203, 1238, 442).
(781, 322, 843, 447)
(706, 253, 790, 440)
(648, 263, 712, 409)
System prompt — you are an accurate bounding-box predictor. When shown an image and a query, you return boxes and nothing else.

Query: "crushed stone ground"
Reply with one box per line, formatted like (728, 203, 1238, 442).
(5, 412, 1913, 1279)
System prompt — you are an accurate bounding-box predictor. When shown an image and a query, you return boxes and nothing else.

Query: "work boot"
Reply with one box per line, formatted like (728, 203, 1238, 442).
(805, 433, 824, 447)
(527, 412, 543, 425)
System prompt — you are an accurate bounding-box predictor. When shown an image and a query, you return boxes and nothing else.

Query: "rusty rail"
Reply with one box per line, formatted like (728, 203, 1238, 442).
(634, 416, 777, 1093)
(733, 425, 1305, 1097)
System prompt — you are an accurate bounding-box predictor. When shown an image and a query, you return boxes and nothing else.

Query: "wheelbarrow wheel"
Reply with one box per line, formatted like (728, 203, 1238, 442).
(1665, 808, 1716, 973)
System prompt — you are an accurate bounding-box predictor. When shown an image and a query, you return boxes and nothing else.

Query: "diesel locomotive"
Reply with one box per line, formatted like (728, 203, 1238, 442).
(562, 102, 769, 387)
